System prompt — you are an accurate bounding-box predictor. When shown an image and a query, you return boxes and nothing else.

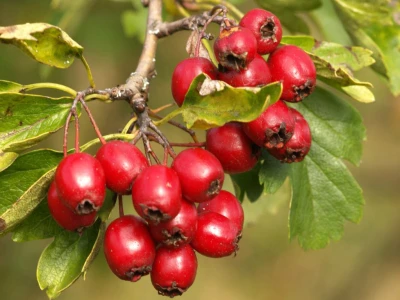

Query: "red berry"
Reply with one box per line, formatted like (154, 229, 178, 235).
(214, 26, 258, 71)
(47, 181, 96, 232)
(132, 165, 182, 223)
(243, 100, 295, 149)
(191, 212, 240, 258)
(268, 108, 312, 163)
(151, 245, 197, 297)
(55, 153, 106, 214)
(206, 122, 260, 174)
(149, 199, 197, 248)
(197, 190, 244, 232)
(96, 141, 148, 195)
(171, 57, 217, 107)
(104, 215, 156, 282)
(172, 148, 224, 203)
(239, 8, 282, 55)
(218, 54, 272, 87)
(267, 45, 316, 102)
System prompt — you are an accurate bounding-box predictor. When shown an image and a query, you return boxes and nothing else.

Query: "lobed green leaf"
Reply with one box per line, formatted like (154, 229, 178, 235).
(289, 143, 364, 250)
(288, 87, 365, 249)
(0, 149, 63, 234)
(179, 74, 282, 129)
(282, 36, 375, 102)
(0, 23, 83, 68)
(0, 93, 75, 152)
(333, 0, 400, 95)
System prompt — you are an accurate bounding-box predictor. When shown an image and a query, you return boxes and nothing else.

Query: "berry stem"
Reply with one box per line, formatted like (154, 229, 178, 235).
(79, 97, 106, 145)
(74, 110, 80, 153)
(169, 142, 206, 148)
(63, 111, 73, 157)
(149, 110, 199, 143)
(80, 55, 96, 88)
(118, 194, 124, 217)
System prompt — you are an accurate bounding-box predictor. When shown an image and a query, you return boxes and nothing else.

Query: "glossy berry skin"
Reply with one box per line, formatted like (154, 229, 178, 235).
(269, 108, 312, 163)
(104, 215, 156, 282)
(239, 8, 282, 55)
(149, 199, 197, 248)
(96, 141, 149, 195)
(47, 181, 96, 232)
(151, 244, 197, 297)
(55, 153, 106, 215)
(218, 54, 272, 87)
(171, 57, 217, 107)
(268, 45, 316, 102)
(172, 148, 224, 203)
(214, 26, 258, 71)
(206, 122, 260, 174)
(197, 190, 244, 232)
(243, 100, 295, 149)
(191, 212, 240, 258)
(132, 165, 182, 223)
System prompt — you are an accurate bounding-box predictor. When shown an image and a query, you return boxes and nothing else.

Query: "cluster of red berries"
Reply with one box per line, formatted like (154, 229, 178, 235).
(46, 8, 317, 298)
(48, 141, 243, 297)
(172, 8, 315, 167)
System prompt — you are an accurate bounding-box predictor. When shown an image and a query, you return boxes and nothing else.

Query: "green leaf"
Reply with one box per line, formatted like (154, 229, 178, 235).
(256, 0, 322, 11)
(333, 0, 400, 95)
(0, 150, 18, 172)
(289, 143, 364, 250)
(290, 87, 366, 166)
(230, 164, 264, 203)
(0, 149, 63, 234)
(259, 151, 289, 194)
(11, 200, 62, 242)
(0, 93, 75, 152)
(0, 23, 83, 68)
(288, 87, 365, 249)
(0, 80, 22, 93)
(37, 220, 105, 299)
(282, 36, 375, 102)
(277, 11, 310, 35)
(176, 74, 282, 129)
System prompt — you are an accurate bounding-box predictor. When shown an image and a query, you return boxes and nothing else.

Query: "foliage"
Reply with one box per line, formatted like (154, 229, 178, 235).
(0, 0, 399, 298)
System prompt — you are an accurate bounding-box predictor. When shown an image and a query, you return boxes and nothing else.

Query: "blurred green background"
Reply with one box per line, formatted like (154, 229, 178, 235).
(1, 1, 400, 299)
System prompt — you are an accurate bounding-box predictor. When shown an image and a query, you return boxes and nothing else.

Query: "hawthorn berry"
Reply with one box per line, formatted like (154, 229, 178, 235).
(239, 8, 282, 55)
(197, 190, 244, 232)
(132, 165, 182, 223)
(206, 122, 260, 174)
(149, 199, 197, 248)
(47, 181, 96, 232)
(269, 108, 312, 163)
(55, 152, 106, 215)
(104, 215, 156, 282)
(172, 148, 224, 203)
(217, 54, 272, 87)
(267, 45, 316, 102)
(96, 140, 148, 195)
(191, 212, 240, 258)
(171, 57, 217, 107)
(151, 244, 198, 297)
(214, 26, 258, 71)
(243, 100, 295, 149)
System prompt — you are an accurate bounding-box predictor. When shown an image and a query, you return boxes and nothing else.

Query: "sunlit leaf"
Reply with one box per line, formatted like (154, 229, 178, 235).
(0, 23, 83, 68)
